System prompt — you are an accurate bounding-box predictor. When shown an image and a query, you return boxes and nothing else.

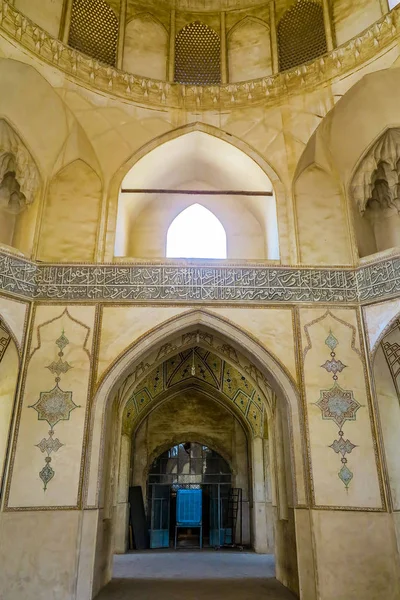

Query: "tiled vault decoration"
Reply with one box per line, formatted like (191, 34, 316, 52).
(29, 331, 79, 490)
(316, 332, 361, 488)
(0, 319, 11, 362)
(122, 347, 264, 437)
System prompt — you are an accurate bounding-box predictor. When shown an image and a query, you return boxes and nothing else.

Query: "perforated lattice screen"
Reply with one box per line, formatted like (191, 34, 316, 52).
(69, 0, 118, 66)
(174, 21, 221, 85)
(277, 0, 327, 72)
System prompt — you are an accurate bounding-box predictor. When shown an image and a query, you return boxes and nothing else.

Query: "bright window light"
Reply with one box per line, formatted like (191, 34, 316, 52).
(166, 204, 227, 259)
(389, 0, 400, 8)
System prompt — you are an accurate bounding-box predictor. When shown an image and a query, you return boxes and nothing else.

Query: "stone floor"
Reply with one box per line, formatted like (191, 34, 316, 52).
(96, 551, 298, 599)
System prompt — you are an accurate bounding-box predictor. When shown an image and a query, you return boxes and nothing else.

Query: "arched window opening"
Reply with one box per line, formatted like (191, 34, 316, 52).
(277, 0, 327, 71)
(166, 204, 227, 259)
(174, 21, 221, 85)
(69, 0, 119, 66)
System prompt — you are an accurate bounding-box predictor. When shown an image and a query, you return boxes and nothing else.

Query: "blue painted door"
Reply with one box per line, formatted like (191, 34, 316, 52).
(150, 485, 170, 548)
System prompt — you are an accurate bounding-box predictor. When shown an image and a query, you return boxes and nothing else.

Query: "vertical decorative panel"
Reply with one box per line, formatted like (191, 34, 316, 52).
(6, 305, 96, 509)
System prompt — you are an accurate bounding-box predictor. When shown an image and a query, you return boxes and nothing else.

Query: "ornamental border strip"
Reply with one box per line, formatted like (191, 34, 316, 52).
(0, 0, 399, 111)
(0, 250, 399, 304)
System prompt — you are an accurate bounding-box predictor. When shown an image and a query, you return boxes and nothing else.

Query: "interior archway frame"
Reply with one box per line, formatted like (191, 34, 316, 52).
(102, 121, 293, 264)
(84, 309, 308, 509)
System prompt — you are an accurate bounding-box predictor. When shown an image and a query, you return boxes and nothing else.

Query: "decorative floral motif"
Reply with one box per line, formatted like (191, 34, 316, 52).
(316, 383, 360, 428)
(315, 331, 361, 489)
(321, 358, 347, 376)
(29, 330, 79, 490)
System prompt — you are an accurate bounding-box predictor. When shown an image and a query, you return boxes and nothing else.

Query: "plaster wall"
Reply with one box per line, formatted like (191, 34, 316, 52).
(14, 0, 64, 37)
(333, 0, 382, 46)
(228, 18, 272, 82)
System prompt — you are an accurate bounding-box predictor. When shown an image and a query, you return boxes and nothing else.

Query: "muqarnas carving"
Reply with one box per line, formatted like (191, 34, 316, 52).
(0, 120, 40, 214)
(351, 128, 400, 255)
(30, 331, 79, 490)
(316, 331, 360, 488)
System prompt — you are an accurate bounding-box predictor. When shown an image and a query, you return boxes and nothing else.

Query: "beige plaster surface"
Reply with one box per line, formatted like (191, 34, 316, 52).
(97, 306, 191, 381)
(0, 295, 29, 348)
(208, 307, 297, 382)
(38, 160, 102, 262)
(363, 297, 400, 352)
(228, 18, 272, 82)
(0, 509, 82, 600)
(312, 509, 400, 600)
(14, 0, 64, 38)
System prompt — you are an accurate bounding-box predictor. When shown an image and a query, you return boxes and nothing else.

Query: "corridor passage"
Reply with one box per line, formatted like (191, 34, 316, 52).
(96, 552, 298, 599)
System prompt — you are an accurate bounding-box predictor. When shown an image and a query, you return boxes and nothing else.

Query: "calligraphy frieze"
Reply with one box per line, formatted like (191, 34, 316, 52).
(356, 255, 400, 303)
(0, 251, 37, 299)
(0, 250, 399, 305)
(34, 264, 357, 303)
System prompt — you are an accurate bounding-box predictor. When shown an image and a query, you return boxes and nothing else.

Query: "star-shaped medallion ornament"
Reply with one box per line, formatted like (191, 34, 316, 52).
(316, 382, 361, 428)
(30, 383, 79, 428)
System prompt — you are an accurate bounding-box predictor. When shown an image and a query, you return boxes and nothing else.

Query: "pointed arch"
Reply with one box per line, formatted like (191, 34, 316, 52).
(166, 204, 227, 258)
(228, 17, 272, 82)
(38, 159, 102, 262)
(85, 308, 305, 508)
(106, 122, 287, 262)
(123, 12, 168, 79)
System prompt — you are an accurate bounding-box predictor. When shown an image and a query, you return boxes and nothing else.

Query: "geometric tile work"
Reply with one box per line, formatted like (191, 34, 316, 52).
(317, 332, 360, 489)
(122, 347, 264, 437)
(29, 331, 79, 490)
(382, 320, 400, 399)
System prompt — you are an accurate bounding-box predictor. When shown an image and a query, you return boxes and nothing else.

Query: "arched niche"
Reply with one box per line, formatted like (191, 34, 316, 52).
(0, 119, 41, 256)
(293, 161, 352, 265)
(0, 318, 19, 496)
(228, 17, 272, 83)
(350, 128, 400, 257)
(37, 160, 102, 262)
(81, 310, 306, 599)
(115, 130, 279, 261)
(293, 68, 400, 264)
(123, 14, 168, 79)
(371, 315, 400, 551)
